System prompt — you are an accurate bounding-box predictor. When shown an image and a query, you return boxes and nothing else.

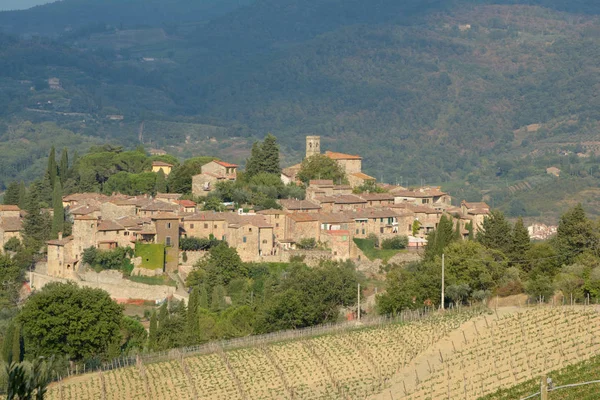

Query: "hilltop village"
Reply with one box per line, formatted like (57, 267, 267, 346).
(0, 136, 490, 283)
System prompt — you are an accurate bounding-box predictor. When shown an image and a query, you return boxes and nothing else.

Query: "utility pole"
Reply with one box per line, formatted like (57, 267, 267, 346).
(357, 283, 361, 321)
(441, 254, 445, 310)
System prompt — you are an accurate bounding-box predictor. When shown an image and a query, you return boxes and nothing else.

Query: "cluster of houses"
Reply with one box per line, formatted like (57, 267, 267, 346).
(0, 136, 493, 280)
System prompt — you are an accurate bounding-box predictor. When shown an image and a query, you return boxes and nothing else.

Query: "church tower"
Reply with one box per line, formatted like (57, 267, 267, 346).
(306, 136, 321, 159)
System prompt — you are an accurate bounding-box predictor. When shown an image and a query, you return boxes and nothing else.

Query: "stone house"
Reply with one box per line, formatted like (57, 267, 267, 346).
(314, 195, 367, 213)
(348, 172, 377, 188)
(285, 213, 320, 244)
(321, 230, 352, 260)
(96, 220, 134, 250)
(177, 200, 197, 213)
(100, 200, 137, 220)
(47, 234, 78, 279)
(256, 209, 288, 241)
(68, 205, 101, 220)
(226, 217, 274, 261)
(71, 216, 99, 254)
(351, 209, 402, 239)
(151, 161, 173, 176)
(155, 193, 182, 204)
(191, 161, 237, 197)
(0, 217, 22, 249)
(0, 205, 21, 218)
(279, 199, 321, 213)
(460, 201, 490, 232)
(139, 201, 179, 217)
(359, 193, 395, 208)
(391, 204, 441, 236)
(391, 187, 452, 210)
(152, 213, 181, 272)
(182, 213, 230, 241)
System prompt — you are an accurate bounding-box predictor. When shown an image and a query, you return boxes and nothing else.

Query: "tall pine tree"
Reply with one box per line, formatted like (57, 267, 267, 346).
(17, 182, 27, 209)
(425, 215, 456, 259)
(510, 217, 531, 265)
(186, 287, 200, 343)
(22, 186, 52, 248)
(3, 182, 20, 205)
(245, 142, 262, 177)
(51, 180, 64, 238)
(477, 210, 513, 255)
(555, 204, 596, 264)
(260, 133, 281, 175)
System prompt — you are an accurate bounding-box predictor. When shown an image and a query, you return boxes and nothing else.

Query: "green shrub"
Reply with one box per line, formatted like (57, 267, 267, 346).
(3, 237, 22, 252)
(297, 238, 317, 250)
(381, 236, 408, 250)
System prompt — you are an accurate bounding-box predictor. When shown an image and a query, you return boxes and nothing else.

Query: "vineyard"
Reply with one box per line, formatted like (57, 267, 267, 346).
(41, 306, 600, 399)
(375, 306, 600, 400)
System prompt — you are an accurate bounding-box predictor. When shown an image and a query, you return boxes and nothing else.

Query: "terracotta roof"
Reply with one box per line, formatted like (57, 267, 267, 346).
(140, 202, 179, 212)
(462, 201, 490, 210)
(0, 205, 20, 212)
(74, 215, 98, 221)
(0, 217, 22, 232)
(150, 212, 180, 220)
(287, 213, 319, 222)
(156, 193, 182, 199)
(468, 208, 490, 215)
(325, 151, 362, 160)
(281, 164, 302, 177)
(353, 209, 400, 219)
(333, 185, 352, 190)
(97, 220, 125, 231)
(177, 200, 196, 207)
(152, 161, 173, 167)
(391, 187, 447, 198)
(70, 205, 100, 215)
(309, 180, 334, 187)
(184, 212, 229, 222)
(316, 213, 354, 223)
(279, 199, 321, 210)
(256, 209, 288, 215)
(333, 195, 368, 204)
(359, 193, 394, 201)
(214, 160, 238, 168)
(351, 172, 375, 181)
(236, 215, 272, 228)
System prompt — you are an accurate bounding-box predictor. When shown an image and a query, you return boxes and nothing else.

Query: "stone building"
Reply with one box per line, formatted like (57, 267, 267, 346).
(47, 234, 78, 279)
(192, 160, 238, 197)
(0, 216, 22, 249)
(151, 161, 174, 176)
(285, 213, 320, 244)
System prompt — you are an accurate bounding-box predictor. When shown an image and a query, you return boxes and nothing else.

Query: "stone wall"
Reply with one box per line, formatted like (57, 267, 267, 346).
(288, 250, 332, 267)
(179, 250, 208, 267)
(31, 270, 176, 302)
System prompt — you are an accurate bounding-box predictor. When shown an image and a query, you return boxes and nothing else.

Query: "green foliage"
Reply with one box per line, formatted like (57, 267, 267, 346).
(353, 238, 401, 263)
(154, 169, 167, 194)
(296, 238, 317, 250)
(120, 317, 147, 355)
(82, 246, 134, 272)
(167, 156, 216, 194)
(555, 204, 597, 264)
(0, 252, 24, 309)
(425, 215, 456, 260)
(148, 311, 158, 351)
(17, 283, 123, 361)
(46, 146, 57, 188)
(4, 357, 55, 400)
(412, 220, 421, 236)
(179, 236, 221, 251)
(3, 237, 21, 253)
(3, 182, 20, 205)
(381, 236, 408, 250)
(297, 154, 347, 185)
(21, 188, 51, 249)
(245, 134, 281, 177)
(477, 210, 513, 255)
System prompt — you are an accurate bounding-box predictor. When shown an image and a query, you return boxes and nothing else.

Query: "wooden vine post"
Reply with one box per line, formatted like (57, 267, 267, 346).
(540, 375, 548, 400)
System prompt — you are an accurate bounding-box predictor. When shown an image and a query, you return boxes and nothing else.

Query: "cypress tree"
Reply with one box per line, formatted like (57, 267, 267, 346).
(22, 186, 51, 247)
(51, 180, 64, 238)
(158, 302, 168, 326)
(199, 284, 209, 309)
(47, 146, 57, 187)
(186, 287, 200, 342)
(425, 215, 455, 259)
(245, 142, 262, 177)
(510, 217, 531, 265)
(2, 323, 14, 362)
(477, 210, 513, 254)
(59, 148, 69, 183)
(467, 221, 474, 240)
(148, 311, 158, 350)
(11, 323, 21, 363)
(18, 182, 27, 209)
(210, 285, 227, 312)
(154, 169, 167, 194)
(260, 133, 281, 174)
(453, 220, 462, 241)
(3, 182, 20, 205)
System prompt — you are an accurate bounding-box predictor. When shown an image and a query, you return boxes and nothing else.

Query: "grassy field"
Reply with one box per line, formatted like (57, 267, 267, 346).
(135, 243, 165, 270)
(42, 306, 600, 400)
(126, 275, 177, 287)
(353, 238, 403, 263)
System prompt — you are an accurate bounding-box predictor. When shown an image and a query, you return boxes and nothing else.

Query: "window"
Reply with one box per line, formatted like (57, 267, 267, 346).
(214, 224, 217, 228)
(262, 240, 267, 244)
(166, 236, 172, 246)
(204, 223, 208, 229)
(380, 227, 384, 234)
(362, 229, 365, 235)
(356, 229, 359, 234)
(190, 224, 194, 229)
(276, 223, 279, 228)
(167, 223, 171, 229)
(243, 237, 247, 243)
(124, 231, 129, 236)
(380, 218, 384, 223)
(275, 214, 280, 219)
(249, 228, 253, 232)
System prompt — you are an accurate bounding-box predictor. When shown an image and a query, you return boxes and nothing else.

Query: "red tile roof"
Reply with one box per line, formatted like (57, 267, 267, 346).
(325, 151, 362, 160)
(0, 205, 20, 212)
(215, 161, 238, 168)
(351, 172, 375, 180)
(152, 161, 173, 167)
(177, 200, 197, 207)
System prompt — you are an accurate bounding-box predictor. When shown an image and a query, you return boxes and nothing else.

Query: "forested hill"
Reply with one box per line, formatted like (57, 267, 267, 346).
(1, 0, 600, 221)
(0, 0, 255, 36)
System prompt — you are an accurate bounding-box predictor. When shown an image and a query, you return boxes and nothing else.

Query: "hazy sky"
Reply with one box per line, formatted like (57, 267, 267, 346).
(0, 0, 54, 11)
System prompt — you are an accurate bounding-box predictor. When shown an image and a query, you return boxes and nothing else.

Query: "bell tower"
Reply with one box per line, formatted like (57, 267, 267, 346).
(306, 136, 321, 159)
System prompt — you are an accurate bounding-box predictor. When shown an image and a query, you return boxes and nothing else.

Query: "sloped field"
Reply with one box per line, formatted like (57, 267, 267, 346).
(45, 306, 600, 400)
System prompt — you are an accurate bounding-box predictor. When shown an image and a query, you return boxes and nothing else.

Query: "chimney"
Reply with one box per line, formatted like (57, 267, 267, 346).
(58, 232, 63, 240)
